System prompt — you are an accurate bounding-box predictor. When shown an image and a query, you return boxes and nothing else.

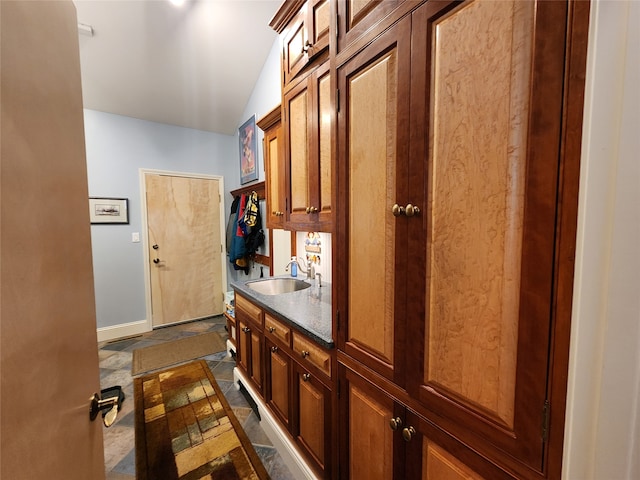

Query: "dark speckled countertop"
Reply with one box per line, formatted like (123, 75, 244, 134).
(231, 275, 333, 349)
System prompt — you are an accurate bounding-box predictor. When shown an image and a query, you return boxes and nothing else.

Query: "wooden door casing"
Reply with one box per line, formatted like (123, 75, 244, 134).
(145, 174, 224, 326)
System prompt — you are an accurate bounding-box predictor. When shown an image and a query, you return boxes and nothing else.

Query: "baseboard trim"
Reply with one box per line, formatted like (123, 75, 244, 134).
(97, 320, 149, 343)
(233, 367, 318, 480)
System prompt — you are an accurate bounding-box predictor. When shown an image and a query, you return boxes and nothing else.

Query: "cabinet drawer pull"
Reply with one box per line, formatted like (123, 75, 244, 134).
(301, 350, 310, 359)
(302, 373, 311, 382)
(242, 327, 251, 333)
(389, 417, 403, 431)
(271, 346, 278, 353)
(268, 326, 276, 333)
(402, 426, 416, 442)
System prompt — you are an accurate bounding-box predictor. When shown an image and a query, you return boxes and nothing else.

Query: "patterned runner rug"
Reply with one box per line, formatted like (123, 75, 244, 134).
(134, 360, 269, 479)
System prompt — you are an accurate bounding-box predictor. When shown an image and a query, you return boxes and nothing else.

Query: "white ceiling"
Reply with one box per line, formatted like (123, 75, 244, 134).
(73, 0, 281, 135)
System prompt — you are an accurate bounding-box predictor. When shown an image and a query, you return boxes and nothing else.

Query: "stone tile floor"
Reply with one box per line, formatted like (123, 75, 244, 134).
(98, 315, 296, 480)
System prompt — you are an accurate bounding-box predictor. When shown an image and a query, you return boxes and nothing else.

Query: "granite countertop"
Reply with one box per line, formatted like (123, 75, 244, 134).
(230, 275, 333, 349)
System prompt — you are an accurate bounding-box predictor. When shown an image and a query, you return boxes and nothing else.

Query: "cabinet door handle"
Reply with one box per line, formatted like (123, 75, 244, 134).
(392, 203, 421, 217)
(268, 326, 276, 333)
(303, 40, 312, 53)
(389, 417, 403, 431)
(302, 373, 311, 382)
(405, 204, 420, 217)
(402, 426, 416, 442)
(271, 346, 278, 353)
(242, 327, 251, 333)
(301, 350, 310, 359)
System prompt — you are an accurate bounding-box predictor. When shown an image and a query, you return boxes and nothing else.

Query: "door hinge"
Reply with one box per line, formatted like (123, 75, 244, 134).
(336, 89, 340, 113)
(542, 399, 550, 441)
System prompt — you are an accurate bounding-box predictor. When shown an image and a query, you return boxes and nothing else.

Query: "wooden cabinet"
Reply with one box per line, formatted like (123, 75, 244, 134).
(284, 60, 332, 231)
(235, 291, 335, 478)
(293, 362, 331, 477)
(336, 0, 587, 478)
(274, 0, 330, 86)
(235, 293, 264, 396)
(340, 365, 514, 480)
(336, 0, 411, 55)
(224, 312, 237, 350)
(265, 338, 291, 429)
(257, 107, 285, 229)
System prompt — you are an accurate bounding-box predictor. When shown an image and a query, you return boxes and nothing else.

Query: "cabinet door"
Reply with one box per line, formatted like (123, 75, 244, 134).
(265, 339, 291, 429)
(237, 318, 263, 396)
(237, 318, 251, 374)
(250, 329, 263, 391)
(285, 61, 332, 231)
(339, 366, 398, 480)
(294, 364, 332, 477)
(282, 0, 330, 86)
(336, 17, 412, 381)
(259, 108, 285, 229)
(406, 0, 571, 472)
(337, 0, 408, 54)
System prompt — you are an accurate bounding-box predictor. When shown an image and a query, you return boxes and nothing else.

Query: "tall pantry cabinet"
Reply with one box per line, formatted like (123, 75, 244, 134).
(270, 0, 588, 478)
(334, 0, 588, 479)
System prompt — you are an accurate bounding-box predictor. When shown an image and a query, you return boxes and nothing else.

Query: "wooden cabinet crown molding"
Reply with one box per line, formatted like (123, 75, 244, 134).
(257, 105, 281, 131)
(270, 0, 306, 33)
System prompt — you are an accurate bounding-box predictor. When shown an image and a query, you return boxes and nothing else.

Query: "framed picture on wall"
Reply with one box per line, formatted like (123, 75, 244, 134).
(239, 114, 258, 184)
(89, 197, 129, 224)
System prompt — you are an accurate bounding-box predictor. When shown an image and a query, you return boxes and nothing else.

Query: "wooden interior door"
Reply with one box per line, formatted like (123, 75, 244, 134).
(1, 2, 105, 478)
(406, 0, 571, 470)
(145, 174, 224, 326)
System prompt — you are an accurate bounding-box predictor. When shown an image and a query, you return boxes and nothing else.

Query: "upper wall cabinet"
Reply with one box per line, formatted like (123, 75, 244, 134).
(284, 61, 332, 232)
(272, 0, 330, 86)
(257, 107, 285, 230)
(336, 0, 411, 57)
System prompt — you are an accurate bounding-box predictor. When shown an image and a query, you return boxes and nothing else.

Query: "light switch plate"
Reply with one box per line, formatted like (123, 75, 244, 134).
(132, 232, 140, 243)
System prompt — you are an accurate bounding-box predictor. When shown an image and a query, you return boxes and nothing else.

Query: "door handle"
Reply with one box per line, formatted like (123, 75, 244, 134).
(89, 390, 122, 427)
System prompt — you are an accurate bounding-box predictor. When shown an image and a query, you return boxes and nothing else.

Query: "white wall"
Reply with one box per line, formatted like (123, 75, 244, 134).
(563, 1, 640, 478)
(84, 110, 236, 335)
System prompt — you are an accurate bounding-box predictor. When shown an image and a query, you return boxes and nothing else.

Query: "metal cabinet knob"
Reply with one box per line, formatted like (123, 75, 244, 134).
(303, 40, 312, 53)
(405, 204, 420, 217)
(402, 426, 416, 442)
(268, 326, 276, 333)
(302, 373, 311, 382)
(270, 346, 278, 353)
(242, 327, 251, 333)
(301, 350, 310, 359)
(389, 417, 403, 431)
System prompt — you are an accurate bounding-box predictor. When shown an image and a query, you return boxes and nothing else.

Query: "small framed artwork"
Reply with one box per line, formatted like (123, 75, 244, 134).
(239, 114, 258, 184)
(89, 197, 129, 224)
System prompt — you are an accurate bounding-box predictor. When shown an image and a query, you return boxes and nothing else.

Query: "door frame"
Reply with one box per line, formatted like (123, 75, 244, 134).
(139, 168, 228, 331)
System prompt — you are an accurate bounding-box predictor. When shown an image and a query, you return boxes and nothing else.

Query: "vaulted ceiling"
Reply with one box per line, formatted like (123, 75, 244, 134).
(74, 0, 281, 135)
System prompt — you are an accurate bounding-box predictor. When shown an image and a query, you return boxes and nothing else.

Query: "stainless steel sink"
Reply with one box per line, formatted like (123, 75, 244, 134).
(246, 278, 311, 295)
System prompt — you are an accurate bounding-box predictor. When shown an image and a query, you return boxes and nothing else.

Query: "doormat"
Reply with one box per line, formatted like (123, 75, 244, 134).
(131, 332, 226, 376)
(134, 360, 269, 479)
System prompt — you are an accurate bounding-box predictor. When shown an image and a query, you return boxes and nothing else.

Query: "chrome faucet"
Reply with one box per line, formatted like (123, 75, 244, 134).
(285, 257, 315, 280)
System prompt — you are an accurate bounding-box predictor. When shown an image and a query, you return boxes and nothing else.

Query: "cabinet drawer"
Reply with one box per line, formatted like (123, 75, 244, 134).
(293, 333, 331, 377)
(265, 313, 291, 347)
(235, 294, 263, 327)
